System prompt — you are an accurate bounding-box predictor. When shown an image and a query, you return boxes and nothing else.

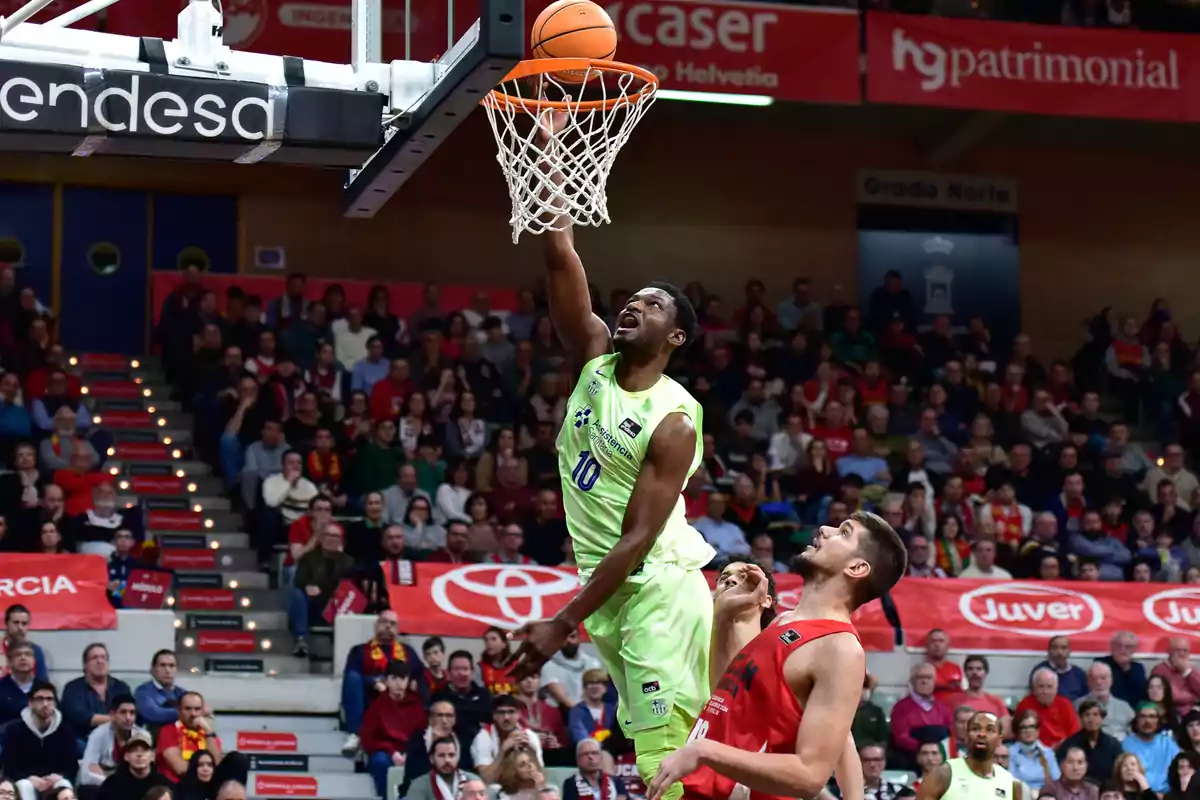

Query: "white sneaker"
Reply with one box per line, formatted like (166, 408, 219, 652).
(341, 733, 361, 756)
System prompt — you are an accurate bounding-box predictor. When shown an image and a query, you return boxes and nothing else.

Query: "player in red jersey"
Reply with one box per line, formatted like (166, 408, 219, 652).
(647, 511, 907, 800)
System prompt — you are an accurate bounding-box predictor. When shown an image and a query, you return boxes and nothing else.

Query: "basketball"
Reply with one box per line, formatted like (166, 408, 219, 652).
(531, 0, 617, 83)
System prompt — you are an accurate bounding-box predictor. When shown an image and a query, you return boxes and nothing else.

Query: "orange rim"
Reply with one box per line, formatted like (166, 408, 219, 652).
(483, 58, 658, 112)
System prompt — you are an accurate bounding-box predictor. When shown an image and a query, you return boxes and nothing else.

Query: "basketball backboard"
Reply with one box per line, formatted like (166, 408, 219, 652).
(0, 0, 523, 194)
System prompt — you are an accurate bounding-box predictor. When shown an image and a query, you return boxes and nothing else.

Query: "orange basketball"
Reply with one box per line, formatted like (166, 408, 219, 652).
(531, 0, 617, 83)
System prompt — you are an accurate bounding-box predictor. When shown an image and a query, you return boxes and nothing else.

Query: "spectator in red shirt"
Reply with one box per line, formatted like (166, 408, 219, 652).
(427, 521, 473, 564)
(855, 360, 889, 409)
(889, 662, 953, 771)
(370, 358, 414, 422)
(514, 673, 567, 763)
(363, 661, 429, 798)
(54, 447, 110, 517)
(422, 637, 448, 695)
(1150, 638, 1200, 716)
(812, 400, 853, 460)
(947, 654, 1012, 728)
(283, 495, 333, 585)
(1015, 668, 1081, 748)
(925, 628, 964, 701)
(478, 627, 516, 698)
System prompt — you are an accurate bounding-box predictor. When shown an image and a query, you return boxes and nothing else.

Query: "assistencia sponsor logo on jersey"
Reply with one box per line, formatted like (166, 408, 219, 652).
(586, 418, 635, 461)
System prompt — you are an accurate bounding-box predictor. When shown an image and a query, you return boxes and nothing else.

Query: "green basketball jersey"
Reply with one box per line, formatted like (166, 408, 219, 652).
(943, 758, 1015, 800)
(557, 353, 715, 583)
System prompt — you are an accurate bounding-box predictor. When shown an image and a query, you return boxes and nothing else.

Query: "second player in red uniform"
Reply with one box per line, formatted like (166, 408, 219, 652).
(647, 512, 907, 800)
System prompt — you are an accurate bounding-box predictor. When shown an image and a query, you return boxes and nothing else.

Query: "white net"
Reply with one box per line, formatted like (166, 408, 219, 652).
(482, 61, 658, 243)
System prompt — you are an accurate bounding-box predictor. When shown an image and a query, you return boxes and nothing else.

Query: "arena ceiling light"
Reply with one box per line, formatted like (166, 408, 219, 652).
(656, 89, 774, 107)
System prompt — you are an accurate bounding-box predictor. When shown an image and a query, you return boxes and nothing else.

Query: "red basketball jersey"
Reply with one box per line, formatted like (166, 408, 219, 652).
(682, 618, 862, 800)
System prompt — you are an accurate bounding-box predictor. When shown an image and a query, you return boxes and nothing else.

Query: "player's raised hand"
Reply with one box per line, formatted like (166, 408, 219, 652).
(714, 562, 770, 623)
(647, 741, 704, 800)
(506, 617, 574, 679)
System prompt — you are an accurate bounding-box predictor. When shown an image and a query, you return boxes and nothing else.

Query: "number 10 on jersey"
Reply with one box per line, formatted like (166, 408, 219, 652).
(572, 450, 602, 491)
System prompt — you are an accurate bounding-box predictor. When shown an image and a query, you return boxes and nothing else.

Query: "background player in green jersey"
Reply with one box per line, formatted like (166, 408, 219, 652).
(508, 105, 715, 800)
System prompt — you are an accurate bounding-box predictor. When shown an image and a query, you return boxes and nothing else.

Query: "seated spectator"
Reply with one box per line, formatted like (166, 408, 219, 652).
(30, 372, 88, 435)
(1, 681, 78, 800)
(405, 700, 473, 788)
(1150, 639, 1200, 716)
(473, 627, 514, 698)
(61, 643, 133, 742)
(540, 631, 600, 711)
(1097, 631, 1148, 708)
(0, 443, 44, 545)
(947, 654, 1010, 724)
(53, 446, 109, 517)
(958, 538, 1013, 580)
(838, 428, 891, 487)
(1010, 709, 1060, 792)
(134, 649, 188, 727)
(1121, 703, 1180, 793)
(39, 407, 97, 475)
(283, 494, 333, 587)
(34, 520, 69, 554)
(404, 496, 447, 553)
(1017, 669, 1081, 748)
(346, 491, 387, 563)
(924, 628, 963, 702)
(239, 419, 288, 512)
(0, 641, 39, 726)
(370, 357, 413, 421)
(472, 695, 544, 784)
(340, 611, 426, 755)
(351, 419, 403, 495)
(433, 651, 493, 752)
(154, 690, 249, 786)
(515, 673, 568, 766)
(407, 735, 481, 800)
(96, 730, 169, 800)
(562, 737, 627, 800)
(484, 523, 536, 566)
(1075, 662, 1134, 740)
(1058, 699, 1123, 784)
(888, 663, 952, 770)
(357, 525, 420, 613)
(349, 333, 387, 393)
(1067, 509, 1131, 581)
(979, 480, 1033, 552)
(913, 738, 946, 793)
(423, 637, 449, 695)
(427, 520, 474, 564)
(1045, 746, 1098, 800)
(1112, 754, 1157, 800)
(106, 528, 140, 605)
(289, 523, 354, 657)
(361, 660, 429, 797)
(305, 427, 347, 508)
(73, 482, 142, 557)
(567, 669, 617, 747)
(176, 750, 219, 800)
(693, 493, 750, 561)
(1032, 636, 1089, 703)
(1021, 389, 1069, 451)
(384, 463, 433, 524)
(79, 693, 147, 789)
(3, 605, 48, 679)
(263, 449, 318, 525)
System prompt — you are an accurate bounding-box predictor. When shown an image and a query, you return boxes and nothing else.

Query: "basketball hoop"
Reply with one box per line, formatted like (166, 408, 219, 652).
(482, 58, 658, 243)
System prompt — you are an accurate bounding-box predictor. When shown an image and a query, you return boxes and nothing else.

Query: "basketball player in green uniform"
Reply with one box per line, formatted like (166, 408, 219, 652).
(917, 712, 1019, 800)
(508, 108, 715, 800)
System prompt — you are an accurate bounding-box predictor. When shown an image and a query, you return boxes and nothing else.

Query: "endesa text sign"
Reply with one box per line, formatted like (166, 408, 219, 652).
(0, 554, 117, 630)
(866, 12, 1200, 123)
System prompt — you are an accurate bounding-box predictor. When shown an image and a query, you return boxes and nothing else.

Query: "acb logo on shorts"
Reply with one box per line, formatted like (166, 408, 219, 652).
(651, 699, 667, 717)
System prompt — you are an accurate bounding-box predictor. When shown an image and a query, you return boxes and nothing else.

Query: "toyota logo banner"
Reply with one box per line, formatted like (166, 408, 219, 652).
(0, 554, 117, 630)
(387, 563, 895, 651)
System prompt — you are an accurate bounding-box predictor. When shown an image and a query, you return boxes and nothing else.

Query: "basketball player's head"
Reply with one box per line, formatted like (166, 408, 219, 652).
(613, 281, 696, 361)
(966, 711, 1003, 761)
(794, 510, 906, 609)
(717, 562, 779, 629)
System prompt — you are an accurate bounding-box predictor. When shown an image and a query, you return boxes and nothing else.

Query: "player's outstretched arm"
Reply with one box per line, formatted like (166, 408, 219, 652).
(834, 734, 864, 800)
(537, 106, 612, 366)
(915, 763, 951, 800)
(508, 412, 696, 678)
(648, 633, 865, 800)
(710, 564, 769, 692)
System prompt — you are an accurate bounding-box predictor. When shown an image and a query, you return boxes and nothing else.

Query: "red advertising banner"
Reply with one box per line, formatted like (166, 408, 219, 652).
(109, 0, 860, 105)
(866, 12, 1200, 123)
(160, 549, 217, 571)
(238, 731, 299, 752)
(178, 588, 237, 611)
(197, 631, 258, 653)
(387, 563, 894, 651)
(890, 579, 1200, 654)
(254, 775, 318, 797)
(0, 554, 117, 630)
(323, 579, 368, 623)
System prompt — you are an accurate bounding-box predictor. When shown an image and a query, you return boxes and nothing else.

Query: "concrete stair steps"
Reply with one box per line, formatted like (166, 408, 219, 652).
(219, 728, 350, 757)
(149, 508, 241, 531)
(172, 587, 286, 613)
(218, 714, 341, 732)
(248, 771, 375, 800)
(156, 531, 249, 550)
(175, 569, 271, 590)
(178, 651, 313, 676)
(175, 609, 288, 631)
(112, 427, 190, 446)
(161, 548, 258, 572)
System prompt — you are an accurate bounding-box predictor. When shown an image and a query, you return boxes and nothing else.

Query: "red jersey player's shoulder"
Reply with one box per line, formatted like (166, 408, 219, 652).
(780, 629, 865, 686)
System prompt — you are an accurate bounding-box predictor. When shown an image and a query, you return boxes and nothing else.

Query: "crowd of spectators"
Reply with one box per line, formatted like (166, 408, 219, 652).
(855, 627, 1199, 800)
(0, 604, 249, 800)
